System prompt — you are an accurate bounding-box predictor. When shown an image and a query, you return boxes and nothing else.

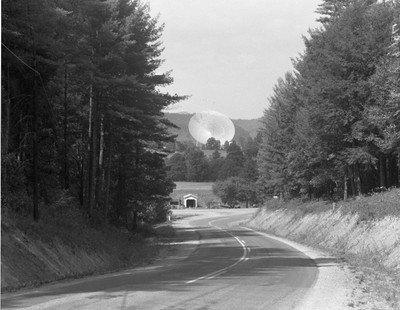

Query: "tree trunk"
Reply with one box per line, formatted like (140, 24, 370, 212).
(350, 166, 356, 197)
(2, 65, 11, 186)
(4, 66, 11, 156)
(32, 74, 39, 222)
(386, 155, 390, 188)
(97, 113, 105, 222)
(354, 164, 361, 196)
(132, 210, 138, 231)
(83, 128, 89, 209)
(99, 114, 104, 167)
(63, 64, 69, 189)
(398, 154, 400, 188)
(379, 154, 386, 188)
(79, 155, 84, 207)
(31, 26, 39, 222)
(116, 157, 127, 226)
(388, 155, 399, 187)
(103, 123, 112, 226)
(88, 85, 98, 220)
(343, 175, 348, 200)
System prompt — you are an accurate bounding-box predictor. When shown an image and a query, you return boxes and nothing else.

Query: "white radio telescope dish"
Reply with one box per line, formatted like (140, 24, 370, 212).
(188, 111, 235, 145)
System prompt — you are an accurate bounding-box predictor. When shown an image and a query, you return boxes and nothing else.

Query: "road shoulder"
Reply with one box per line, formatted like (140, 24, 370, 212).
(243, 227, 358, 310)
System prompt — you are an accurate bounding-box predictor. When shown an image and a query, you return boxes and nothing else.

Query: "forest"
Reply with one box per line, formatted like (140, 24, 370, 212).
(257, 0, 400, 201)
(2, 0, 184, 228)
(2, 0, 400, 231)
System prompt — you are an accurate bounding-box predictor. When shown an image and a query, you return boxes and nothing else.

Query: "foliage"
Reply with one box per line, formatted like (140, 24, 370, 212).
(205, 137, 221, 150)
(166, 137, 260, 185)
(213, 177, 258, 207)
(1, 0, 184, 230)
(184, 146, 209, 182)
(166, 153, 187, 181)
(257, 0, 400, 200)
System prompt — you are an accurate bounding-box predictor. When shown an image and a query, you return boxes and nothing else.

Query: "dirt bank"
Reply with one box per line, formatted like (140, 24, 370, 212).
(246, 206, 400, 309)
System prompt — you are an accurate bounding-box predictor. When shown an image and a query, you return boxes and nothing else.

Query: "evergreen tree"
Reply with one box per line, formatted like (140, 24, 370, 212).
(166, 153, 187, 181)
(295, 0, 394, 197)
(185, 147, 209, 182)
(2, 0, 63, 220)
(1, 0, 184, 228)
(218, 140, 245, 179)
(316, 0, 352, 24)
(205, 137, 221, 150)
(257, 73, 299, 198)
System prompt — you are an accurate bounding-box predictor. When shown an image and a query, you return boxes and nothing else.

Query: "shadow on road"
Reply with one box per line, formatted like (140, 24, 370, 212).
(1, 223, 340, 309)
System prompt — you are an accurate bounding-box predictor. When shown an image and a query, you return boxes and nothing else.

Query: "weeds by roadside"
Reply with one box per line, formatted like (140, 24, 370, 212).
(346, 254, 400, 310)
(261, 188, 400, 221)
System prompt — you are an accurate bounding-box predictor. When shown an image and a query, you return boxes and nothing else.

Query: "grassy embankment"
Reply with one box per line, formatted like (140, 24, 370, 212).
(246, 188, 400, 309)
(1, 194, 175, 292)
(1, 181, 215, 292)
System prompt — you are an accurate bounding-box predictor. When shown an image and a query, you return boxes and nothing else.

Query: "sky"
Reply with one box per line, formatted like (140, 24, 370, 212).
(149, 0, 322, 120)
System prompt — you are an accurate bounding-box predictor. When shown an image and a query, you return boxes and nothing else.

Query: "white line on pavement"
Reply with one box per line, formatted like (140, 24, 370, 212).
(186, 220, 248, 284)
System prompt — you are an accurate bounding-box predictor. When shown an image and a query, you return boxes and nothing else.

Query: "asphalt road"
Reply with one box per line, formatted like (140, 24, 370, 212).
(2, 209, 318, 310)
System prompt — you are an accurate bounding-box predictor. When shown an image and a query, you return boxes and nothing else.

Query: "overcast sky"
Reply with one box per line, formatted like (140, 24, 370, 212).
(149, 0, 322, 119)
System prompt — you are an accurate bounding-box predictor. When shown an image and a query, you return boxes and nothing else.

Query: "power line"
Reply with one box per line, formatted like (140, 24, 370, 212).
(2, 42, 41, 76)
(2, 42, 54, 119)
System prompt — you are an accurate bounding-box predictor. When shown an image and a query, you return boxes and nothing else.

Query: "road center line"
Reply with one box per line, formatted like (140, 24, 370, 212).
(185, 221, 248, 284)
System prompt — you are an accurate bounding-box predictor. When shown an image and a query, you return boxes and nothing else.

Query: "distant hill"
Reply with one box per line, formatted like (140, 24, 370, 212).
(164, 112, 262, 144)
(233, 118, 262, 138)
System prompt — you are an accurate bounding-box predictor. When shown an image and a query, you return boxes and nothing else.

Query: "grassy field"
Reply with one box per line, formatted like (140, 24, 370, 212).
(170, 182, 220, 208)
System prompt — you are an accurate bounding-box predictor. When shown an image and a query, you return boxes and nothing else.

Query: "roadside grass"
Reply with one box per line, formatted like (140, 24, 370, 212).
(261, 188, 400, 220)
(345, 253, 400, 309)
(170, 212, 200, 221)
(154, 223, 176, 241)
(251, 187, 400, 309)
(1, 197, 174, 292)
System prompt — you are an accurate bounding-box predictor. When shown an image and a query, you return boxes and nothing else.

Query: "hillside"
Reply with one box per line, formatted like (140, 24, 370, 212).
(164, 112, 262, 144)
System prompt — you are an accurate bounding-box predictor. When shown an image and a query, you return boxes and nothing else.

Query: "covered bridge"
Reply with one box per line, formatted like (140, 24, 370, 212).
(183, 194, 198, 208)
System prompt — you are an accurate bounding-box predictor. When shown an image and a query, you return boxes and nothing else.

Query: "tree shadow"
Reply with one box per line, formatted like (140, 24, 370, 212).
(1, 223, 342, 309)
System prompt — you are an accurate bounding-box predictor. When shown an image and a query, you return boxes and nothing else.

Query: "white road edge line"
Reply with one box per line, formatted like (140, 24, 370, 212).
(186, 221, 248, 284)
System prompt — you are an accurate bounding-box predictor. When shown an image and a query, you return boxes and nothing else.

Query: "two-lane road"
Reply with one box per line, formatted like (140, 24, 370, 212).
(2, 209, 319, 310)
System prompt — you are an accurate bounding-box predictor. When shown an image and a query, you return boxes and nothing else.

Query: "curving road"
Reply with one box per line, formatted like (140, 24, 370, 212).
(2, 209, 319, 310)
